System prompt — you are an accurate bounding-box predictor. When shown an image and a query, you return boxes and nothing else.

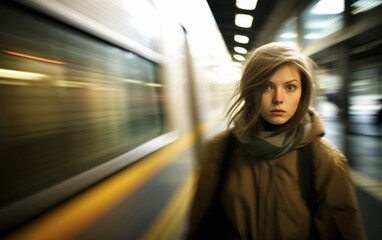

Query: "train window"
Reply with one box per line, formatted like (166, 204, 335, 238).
(0, 2, 165, 207)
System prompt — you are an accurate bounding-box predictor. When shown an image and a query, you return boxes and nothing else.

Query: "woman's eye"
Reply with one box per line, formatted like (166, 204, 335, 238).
(286, 84, 297, 91)
(264, 85, 272, 91)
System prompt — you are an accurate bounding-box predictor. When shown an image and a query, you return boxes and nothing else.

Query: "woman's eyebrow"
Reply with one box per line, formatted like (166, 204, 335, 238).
(285, 79, 299, 84)
(266, 79, 299, 84)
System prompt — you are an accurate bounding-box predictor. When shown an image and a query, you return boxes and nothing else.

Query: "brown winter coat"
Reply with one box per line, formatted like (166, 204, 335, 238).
(187, 112, 366, 240)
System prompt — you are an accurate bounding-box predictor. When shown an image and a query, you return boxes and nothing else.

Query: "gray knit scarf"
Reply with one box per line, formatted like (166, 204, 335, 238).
(234, 114, 312, 159)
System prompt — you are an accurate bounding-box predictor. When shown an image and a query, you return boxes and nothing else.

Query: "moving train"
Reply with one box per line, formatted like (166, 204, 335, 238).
(0, 0, 238, 239)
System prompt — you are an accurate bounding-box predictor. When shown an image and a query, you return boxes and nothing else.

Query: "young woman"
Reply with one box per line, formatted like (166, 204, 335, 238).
(186, 42, 366, 240)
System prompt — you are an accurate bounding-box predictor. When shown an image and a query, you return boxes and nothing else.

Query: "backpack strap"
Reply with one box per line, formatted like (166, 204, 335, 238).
(298, 144, 315, 206)
(216, 131, 236, 196)
(298, 143, 318, 239)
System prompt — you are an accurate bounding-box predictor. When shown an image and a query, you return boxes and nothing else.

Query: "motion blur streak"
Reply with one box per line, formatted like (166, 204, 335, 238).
(350, 170, 382, 201)
(139, 175, 197, 240)
(1, 50, 67, 64)
(5, 118, 218, 240)
(0, 68, 47, 81)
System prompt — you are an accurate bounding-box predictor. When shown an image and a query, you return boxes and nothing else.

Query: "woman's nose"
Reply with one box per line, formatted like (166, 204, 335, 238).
(273, 89, 283, 104)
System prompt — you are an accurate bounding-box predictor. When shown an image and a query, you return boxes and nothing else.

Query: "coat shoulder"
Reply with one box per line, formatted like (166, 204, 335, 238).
(204, 129, 232, 147)
(199, 129, 233, 166)
(311, 137, 350, 180)
(313, 137, 348, 163)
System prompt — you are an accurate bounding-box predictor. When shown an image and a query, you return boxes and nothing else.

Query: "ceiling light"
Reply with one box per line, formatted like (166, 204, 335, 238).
(233, 54, 246, 61)
(304, 33, 323, 39)
(234, 35, 250, 44)
(280, 32, 298, 39)
(236, 0, 258, 10)
(310, 0, 344, 15)
(234, 46, 248, 54)
(235, 14, 253, 28)
(351, 0, 382, 14)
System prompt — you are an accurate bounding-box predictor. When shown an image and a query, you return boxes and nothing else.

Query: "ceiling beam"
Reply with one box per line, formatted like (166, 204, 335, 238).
(255, 0, 313, 47)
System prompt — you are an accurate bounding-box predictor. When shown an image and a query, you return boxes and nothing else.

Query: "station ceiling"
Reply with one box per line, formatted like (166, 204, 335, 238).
(207, 0, 280, 62)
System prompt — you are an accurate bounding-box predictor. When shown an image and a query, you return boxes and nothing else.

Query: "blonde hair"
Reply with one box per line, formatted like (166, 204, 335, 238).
(226, 42, 317, 136)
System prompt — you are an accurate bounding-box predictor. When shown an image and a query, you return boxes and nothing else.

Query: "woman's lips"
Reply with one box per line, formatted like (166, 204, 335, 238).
(270, 109, 286, 115)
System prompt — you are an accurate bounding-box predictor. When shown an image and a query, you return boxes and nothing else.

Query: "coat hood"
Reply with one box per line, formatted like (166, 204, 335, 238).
(297, 108, 325, 148)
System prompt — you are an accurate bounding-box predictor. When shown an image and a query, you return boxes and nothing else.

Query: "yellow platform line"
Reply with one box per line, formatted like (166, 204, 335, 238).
(137, 116, 222, 240)
(350, 169, 382, 202)
(139, 175, 197, 240)
(5, 116, 220, 240)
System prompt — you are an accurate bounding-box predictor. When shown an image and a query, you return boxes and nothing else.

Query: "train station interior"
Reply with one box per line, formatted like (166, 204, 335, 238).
(0, 0, 381, 239)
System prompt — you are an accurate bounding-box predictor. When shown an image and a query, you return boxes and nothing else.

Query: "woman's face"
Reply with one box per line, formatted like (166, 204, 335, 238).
(259, 64, 302, 125)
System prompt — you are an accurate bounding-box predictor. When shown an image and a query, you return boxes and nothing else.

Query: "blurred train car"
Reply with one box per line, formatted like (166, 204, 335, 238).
(0, 0, 238, 239)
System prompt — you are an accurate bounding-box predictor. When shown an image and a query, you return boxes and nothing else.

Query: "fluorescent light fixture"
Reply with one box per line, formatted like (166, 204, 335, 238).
(234, 46, 248, 54)
(236, 0, 258, 10)
(235, 14, 253, 28)
(234, 35, 250, 44)
(233, 54, 246, 61)
(280, 32, 298, 39)
(351, 0, 382, 14)
(304, 33, 323, 39)
(310, 0, 344, 15)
